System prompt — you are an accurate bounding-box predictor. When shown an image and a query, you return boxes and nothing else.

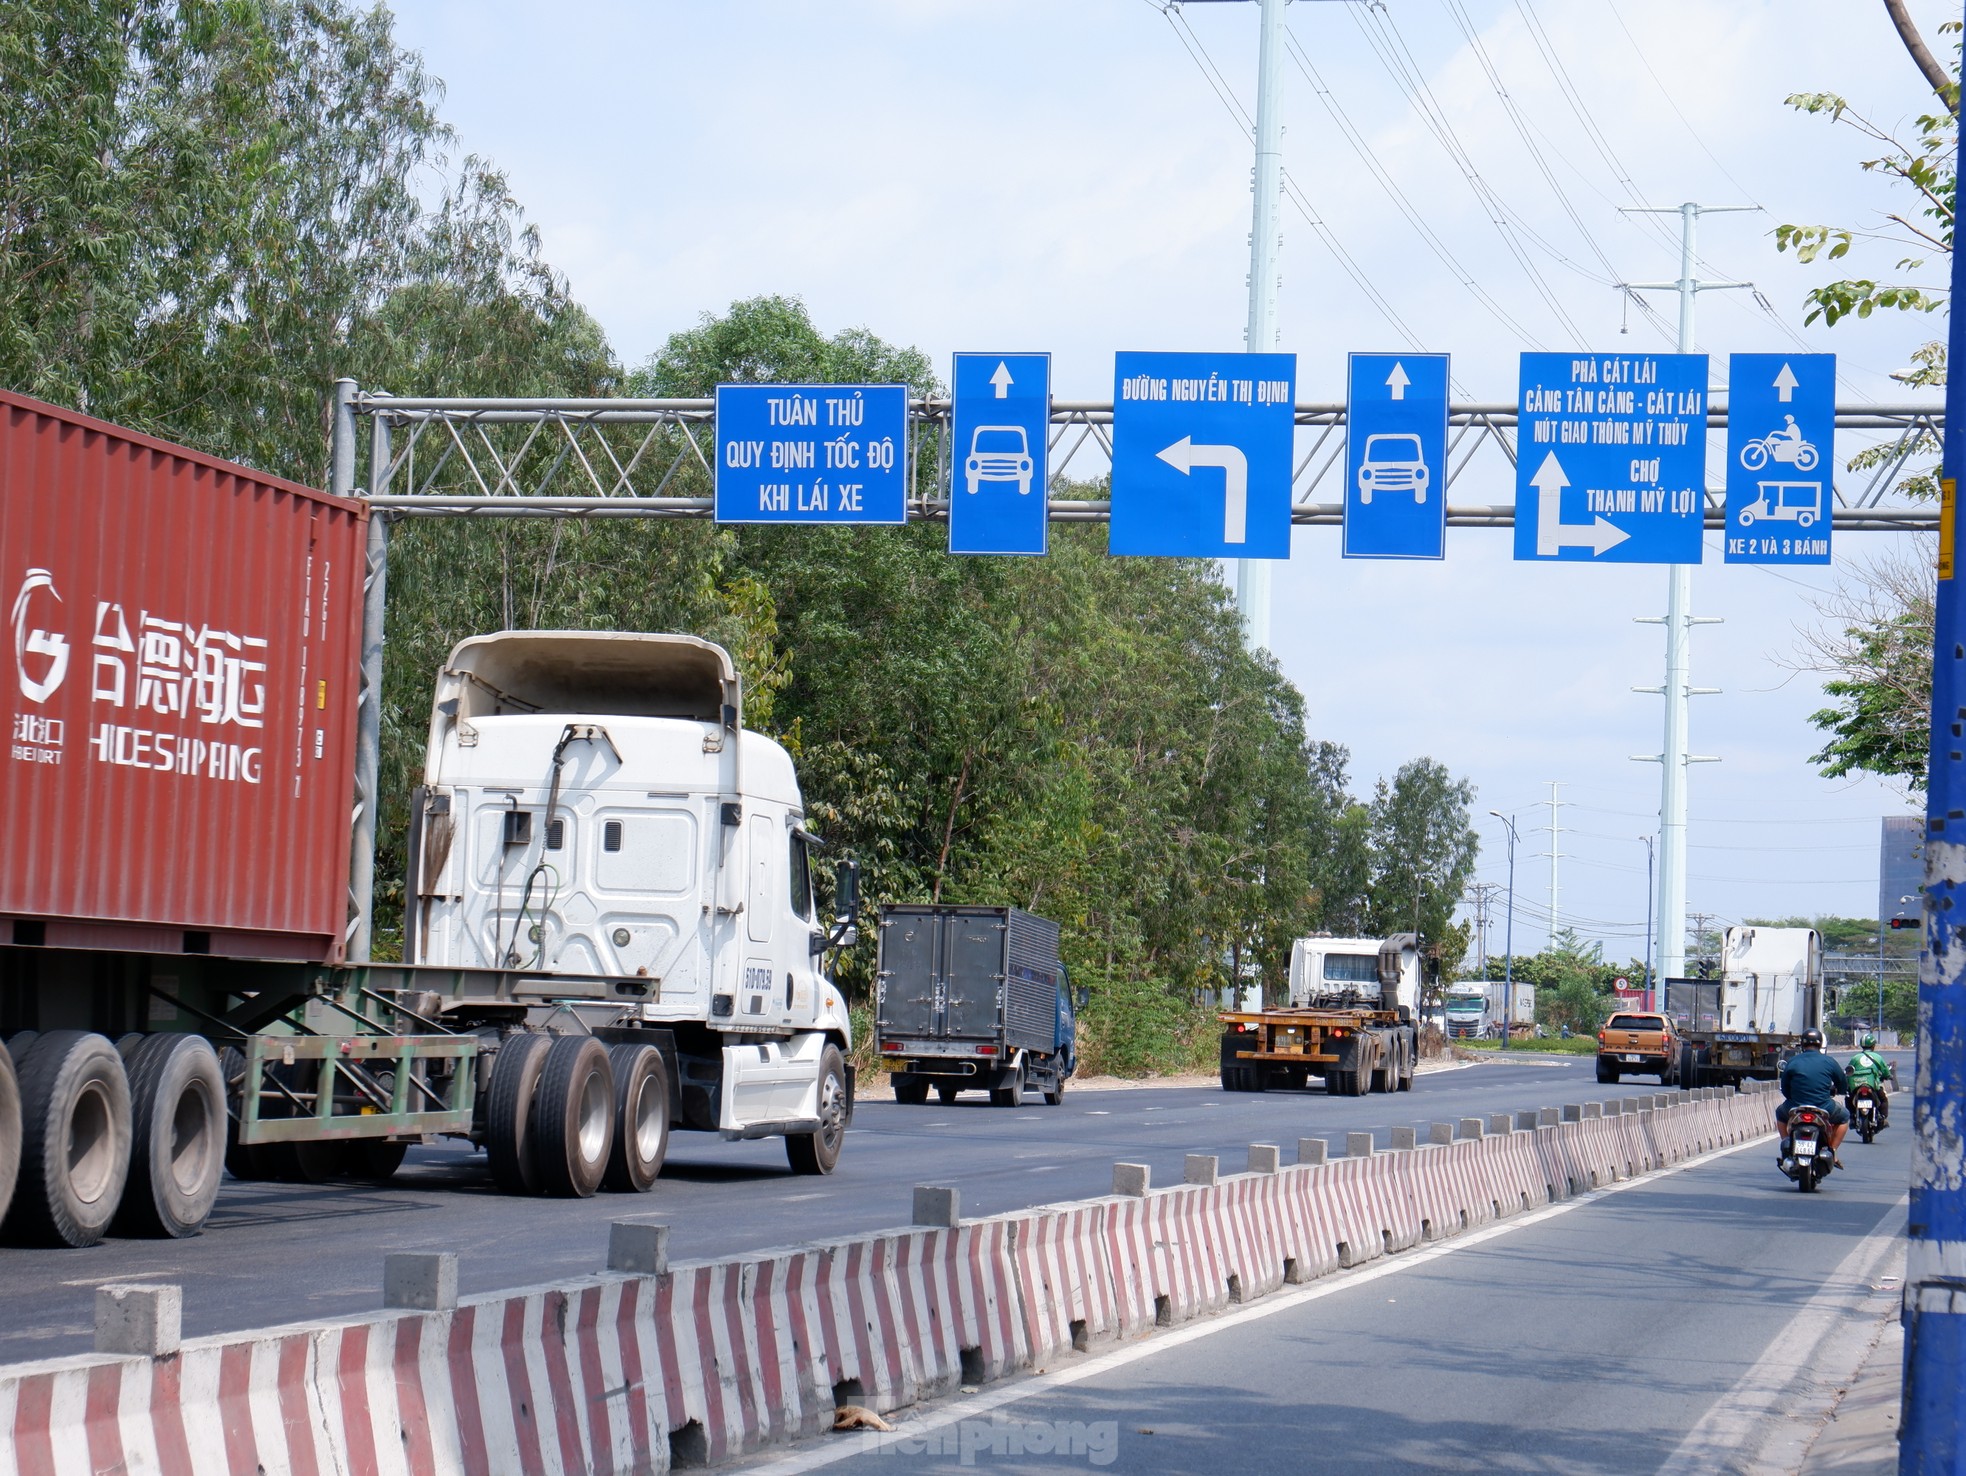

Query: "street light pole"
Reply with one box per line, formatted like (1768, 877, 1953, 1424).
(1491, 811, 1519, 1051)
(1642, 834, 1656, 1010)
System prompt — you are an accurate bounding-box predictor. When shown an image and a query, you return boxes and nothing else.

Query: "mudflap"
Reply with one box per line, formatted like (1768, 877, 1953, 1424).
(845, 1062, 856, 1124)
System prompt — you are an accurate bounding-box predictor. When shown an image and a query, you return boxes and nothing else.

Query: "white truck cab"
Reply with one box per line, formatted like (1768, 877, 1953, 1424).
(409, 631, 855, 1167)
(1287, 935, 1421, 1014)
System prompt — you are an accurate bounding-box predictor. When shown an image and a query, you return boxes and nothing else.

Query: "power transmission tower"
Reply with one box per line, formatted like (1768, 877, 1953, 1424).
(1687, 911, 1721, 977)
(1466, 883, 1503, 974)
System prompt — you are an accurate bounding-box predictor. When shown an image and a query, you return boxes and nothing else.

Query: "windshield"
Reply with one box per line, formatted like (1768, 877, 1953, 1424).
(1365, 434, 1422, 460)
(1605, 1015, 1662, 1031)
(1321, 953, 1378, 983)
(974, 428, 1026, 454)
(1445, 998, 1484, 1015)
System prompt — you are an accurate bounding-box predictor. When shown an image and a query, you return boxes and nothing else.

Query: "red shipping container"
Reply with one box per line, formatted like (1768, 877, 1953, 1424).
(1, 389, 366, 961)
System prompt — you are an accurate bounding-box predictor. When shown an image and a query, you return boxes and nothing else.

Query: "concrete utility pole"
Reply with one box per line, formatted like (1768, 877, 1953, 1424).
(1903, 7, 1966, 1449)
(1543, 781, 1562, 944)
(1623, 203, 1752, 979)
(1234, 0, 1286, 652)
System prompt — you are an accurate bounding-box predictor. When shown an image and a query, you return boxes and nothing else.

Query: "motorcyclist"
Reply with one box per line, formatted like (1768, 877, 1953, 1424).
(1777, 1028, 1850, 1168)
(1774, 413, 1803, 446)
(1846, 1032, 1895, 1126)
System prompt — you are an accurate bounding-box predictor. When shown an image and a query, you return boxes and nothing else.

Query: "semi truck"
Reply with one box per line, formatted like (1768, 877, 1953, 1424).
(874, 905, 1079, 1106)
(1666, 924, 1826, 1090)
(1442, 980, 1537, 1039)
(0, 388, 859, 1248)
(1218, 934, 1421, 1095)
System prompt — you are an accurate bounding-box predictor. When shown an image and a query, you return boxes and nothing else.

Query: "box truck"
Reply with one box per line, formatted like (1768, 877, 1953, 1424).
(874, 905, 1079, 1106)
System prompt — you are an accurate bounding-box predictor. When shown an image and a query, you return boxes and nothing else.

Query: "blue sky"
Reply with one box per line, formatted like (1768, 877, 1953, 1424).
(385, 0, 1955, 960)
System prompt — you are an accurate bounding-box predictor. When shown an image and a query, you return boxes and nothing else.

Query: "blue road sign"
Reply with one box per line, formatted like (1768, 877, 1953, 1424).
(1513, 352, 1709, 564)
(950, 353, 1050, 556)
(1109, 351, 1296, 558)
(714, 383, 908, 524)
(1345, 352, 1450, 560)
(1724, 353, 1835, 566)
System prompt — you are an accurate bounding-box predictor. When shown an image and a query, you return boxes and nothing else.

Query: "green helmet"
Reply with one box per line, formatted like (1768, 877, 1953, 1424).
(1862, 1032, 1877, 1050)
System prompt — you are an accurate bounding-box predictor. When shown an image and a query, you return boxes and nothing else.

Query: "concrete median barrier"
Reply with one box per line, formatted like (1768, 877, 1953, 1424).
(0, 1081, 1781, 1474)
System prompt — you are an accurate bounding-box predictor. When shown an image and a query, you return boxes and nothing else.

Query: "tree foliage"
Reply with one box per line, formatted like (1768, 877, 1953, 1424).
(1777, 18, 1958, 788)
(4, 9, 1489, 1075)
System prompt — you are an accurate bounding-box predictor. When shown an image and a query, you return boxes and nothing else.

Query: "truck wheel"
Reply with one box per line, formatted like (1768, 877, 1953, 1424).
(1596, 1060, 1619, 1085)
(348, 1141, 411, 1182)
(991, 1068, 1025, 1108)
(787, 1044, 849, 1175)
(487, 1033, 553, 1195)
(604, 1043, 669, 1192)
(893, 1075, 930, 1106)
(1678, 1043, 1698, 1091)
(1043, 1076, 1066, 1107)
(4, 1031, 132, 1247)
(113, 1034, 224, 1238)
(530, 1036, 614, 1198)
(0, 1044, 19, 1226)
(935, 1083, 960, 1104)
(1397, 1038, 1416, 1092)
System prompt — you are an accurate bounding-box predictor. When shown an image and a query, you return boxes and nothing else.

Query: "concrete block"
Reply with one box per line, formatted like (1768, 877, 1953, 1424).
(1389, 1126, 1417, 1151)
(384, 1252, 458, 1312)
(96, 1284, 180, 1357)
(1184, 1154, 1219, 1186)
(912, 1185, 961, 1228)
(1113, 1162, 1151, 1196)
(607, 1219, 670, 1276)
(1514, 1110, 1539, 1131)
(1428, 1122, 1456, 1145)
(1538, 1107, 1560, 1127)
(1582, 1102, 1603, 1120)
(1561, 1104, 1583, 1123)
(1297, 1138, 1327, 1166)
(1345, 1131, 1374, 1159)
(1457, 1118, 1484, 1140)
(1488, 1113, 1513, 1136)
(1248, 1144, 1281, 1174)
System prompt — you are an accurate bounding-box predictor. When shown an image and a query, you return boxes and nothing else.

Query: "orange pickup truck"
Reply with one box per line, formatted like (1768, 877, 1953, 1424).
(1596, 1012, 1681, 1085)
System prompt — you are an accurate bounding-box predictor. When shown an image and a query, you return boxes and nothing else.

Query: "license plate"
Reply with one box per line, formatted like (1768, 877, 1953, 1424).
(1859, 1101, 1874, 1114)
(1623, 1054, 1642, 1063)
(1795, 1141, 1817, 1158)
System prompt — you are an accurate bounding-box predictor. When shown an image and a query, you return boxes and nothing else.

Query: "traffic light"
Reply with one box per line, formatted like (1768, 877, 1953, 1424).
(1889, 917, 1919, 929)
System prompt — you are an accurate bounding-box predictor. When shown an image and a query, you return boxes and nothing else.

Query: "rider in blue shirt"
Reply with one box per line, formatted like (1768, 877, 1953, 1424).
(1777, 1028, 1850, 1167)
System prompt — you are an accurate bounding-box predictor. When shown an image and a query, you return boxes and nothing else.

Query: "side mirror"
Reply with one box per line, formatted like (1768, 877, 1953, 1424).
(1075, 985, 1090, 1012)
(824, 858, 861, 951)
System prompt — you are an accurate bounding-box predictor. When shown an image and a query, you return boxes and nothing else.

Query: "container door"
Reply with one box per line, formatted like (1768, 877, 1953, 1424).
(879, 912, 942, 1039)
(944, 913, 1005, 1041)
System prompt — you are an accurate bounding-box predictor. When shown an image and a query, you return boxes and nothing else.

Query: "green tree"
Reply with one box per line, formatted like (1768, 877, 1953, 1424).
(1775, 15, 1956, 786)
(1363, 758, 1481, 959)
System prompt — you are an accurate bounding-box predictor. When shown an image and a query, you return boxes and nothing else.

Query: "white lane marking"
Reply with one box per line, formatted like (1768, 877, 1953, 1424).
(1655, 1195, 1908, 1476)
(745, 1135, 1774, 1474)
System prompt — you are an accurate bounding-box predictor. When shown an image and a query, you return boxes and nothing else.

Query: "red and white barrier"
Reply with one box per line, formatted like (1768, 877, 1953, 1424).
(0, 1083, 1779, 1476)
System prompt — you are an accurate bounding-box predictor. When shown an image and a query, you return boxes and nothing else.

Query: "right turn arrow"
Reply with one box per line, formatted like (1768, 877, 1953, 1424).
(1531, 451, 1629, 558)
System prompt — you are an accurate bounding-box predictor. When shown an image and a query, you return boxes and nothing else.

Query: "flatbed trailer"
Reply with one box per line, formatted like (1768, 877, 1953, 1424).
(1217, 1007, 1416, 1096)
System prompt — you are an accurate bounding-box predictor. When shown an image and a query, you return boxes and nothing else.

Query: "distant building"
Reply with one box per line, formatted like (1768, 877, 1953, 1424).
(1880, 816, 1923, 923)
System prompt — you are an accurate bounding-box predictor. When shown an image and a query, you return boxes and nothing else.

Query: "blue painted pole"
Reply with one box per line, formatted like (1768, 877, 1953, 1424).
(1902, 16, 1966, 1461)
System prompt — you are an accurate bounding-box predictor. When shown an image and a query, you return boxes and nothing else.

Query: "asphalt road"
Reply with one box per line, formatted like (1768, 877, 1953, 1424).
(0, 1052, 1643, 1361)
(767, 1096, 1912, 1476)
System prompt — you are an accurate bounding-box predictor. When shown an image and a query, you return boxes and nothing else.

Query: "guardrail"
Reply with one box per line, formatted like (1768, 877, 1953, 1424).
(0, 1083, 1777, 1474)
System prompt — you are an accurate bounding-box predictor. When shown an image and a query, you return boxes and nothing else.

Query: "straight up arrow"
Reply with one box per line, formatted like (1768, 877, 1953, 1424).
(1157, 436, 1251, 544)
(1773, 363, 1799, 402)
(1386, 362, 1411, 401)
(1531, 451, 1629, 558)
(990, 361, 1014, 399)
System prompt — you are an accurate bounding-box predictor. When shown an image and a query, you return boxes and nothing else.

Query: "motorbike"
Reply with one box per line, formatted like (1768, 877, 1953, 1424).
(1850, 1084, 1885, 1144)
(1739, 432, 1820, 472)
(1778, 1106, 1835, 1192)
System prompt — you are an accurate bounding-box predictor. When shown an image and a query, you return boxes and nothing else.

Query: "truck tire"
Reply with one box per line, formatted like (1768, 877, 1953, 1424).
(113, 1034, 224, 1239)
(1678, 1043, 1700, 1092)
(347, 1141, 411, 1182)
(486, 1032, 553, 1195)
(1596, 1060, 1619, 1085)
(530, 1036, 614, 1198)
(786, 1044, 849, 1176)
(1043, 1075, 1066, 1107)
(1397, 1035, 1416, 1092)
(4, 1031, 132, 1247)
(935, 1082, 960, 1104)
(991, 1065, 1025, 1108)
(5, 1031, 41, 1066)
(0, 1044, 19, 1226)
(893, 1075, 930, 1106)
(605, 1044, 669, 1192)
